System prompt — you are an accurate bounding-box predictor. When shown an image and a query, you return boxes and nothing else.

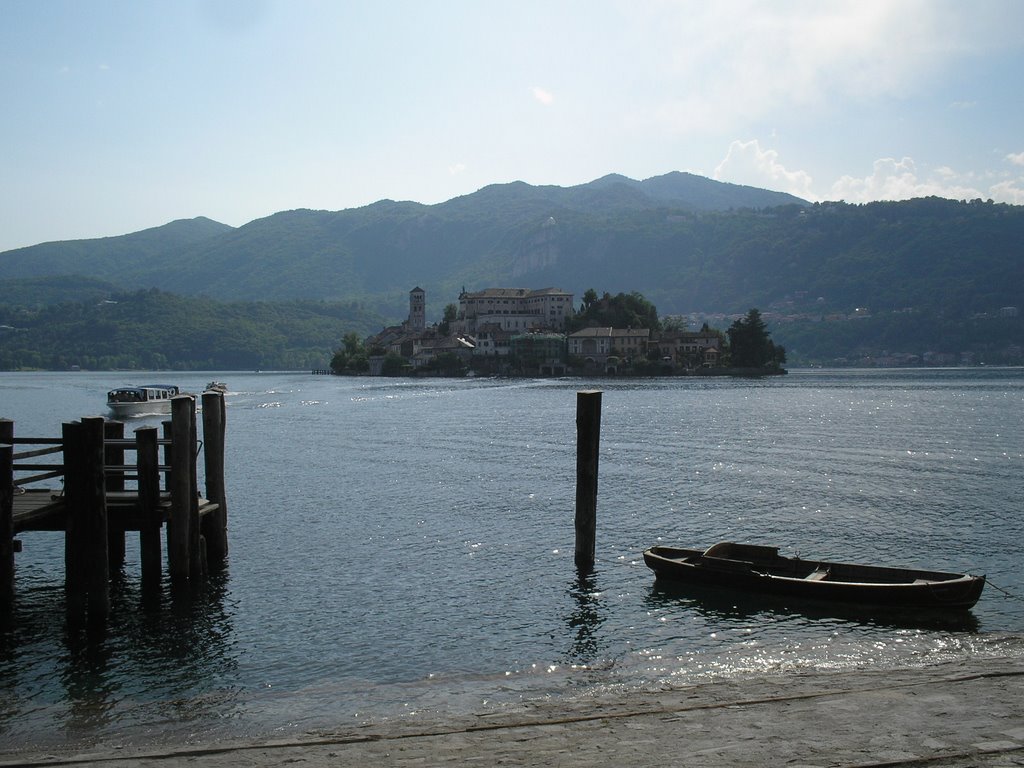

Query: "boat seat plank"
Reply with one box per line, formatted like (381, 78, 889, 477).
(698, 555, 756, 573)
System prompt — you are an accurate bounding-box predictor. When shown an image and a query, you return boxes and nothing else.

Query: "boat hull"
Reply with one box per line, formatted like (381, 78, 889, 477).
(643, 543, 985, 610)
(107, 400, 172, 418)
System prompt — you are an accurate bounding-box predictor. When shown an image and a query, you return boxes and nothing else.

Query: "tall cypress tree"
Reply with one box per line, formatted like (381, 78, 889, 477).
(727, 308, 784, 369)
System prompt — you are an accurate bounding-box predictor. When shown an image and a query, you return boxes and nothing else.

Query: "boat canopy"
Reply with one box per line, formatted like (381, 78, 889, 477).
(107, 385, 180, 403)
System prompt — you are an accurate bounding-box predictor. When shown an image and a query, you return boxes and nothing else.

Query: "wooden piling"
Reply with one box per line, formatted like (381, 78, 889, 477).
(201, 391, 228, 563)
(167, 397, 193, 586)
(104, 420, 126, 570)
(63, 418, 110, 623)
(3, 402, 229, 611)
(187, 399, 203, 581)
(62, 421, 87, 622)
(575, 390, 602, 571)
(82, 417, 110, 621)
(1, 421, 14, 605)
(135, 426, 162, 588)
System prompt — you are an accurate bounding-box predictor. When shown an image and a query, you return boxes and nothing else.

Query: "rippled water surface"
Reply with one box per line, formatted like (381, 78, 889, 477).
(2, 368, 1023, 751)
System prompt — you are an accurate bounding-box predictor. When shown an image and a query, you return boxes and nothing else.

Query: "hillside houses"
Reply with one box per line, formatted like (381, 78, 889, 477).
(359, 286, 722, 376)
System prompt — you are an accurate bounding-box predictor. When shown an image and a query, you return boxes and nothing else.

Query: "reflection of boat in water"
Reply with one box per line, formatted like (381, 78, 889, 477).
(204, 381, 228, 394)
(106, 384, 182, 418)
(644, 542, 985, 611)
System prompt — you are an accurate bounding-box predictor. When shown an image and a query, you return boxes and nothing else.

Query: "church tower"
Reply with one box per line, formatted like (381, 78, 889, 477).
(409, 287, 426, 332)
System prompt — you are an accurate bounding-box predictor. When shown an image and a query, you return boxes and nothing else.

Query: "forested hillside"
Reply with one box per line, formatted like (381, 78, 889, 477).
(0, 217, 232, 282)
(1, 180, 1020, 326)
(1, 172, 1021, 369)
(0, 289, 383, 371)
(0, 172, 810, 313)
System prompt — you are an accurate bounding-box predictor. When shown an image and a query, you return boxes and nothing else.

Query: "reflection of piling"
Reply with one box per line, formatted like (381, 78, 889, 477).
(575, 390, 602, 571)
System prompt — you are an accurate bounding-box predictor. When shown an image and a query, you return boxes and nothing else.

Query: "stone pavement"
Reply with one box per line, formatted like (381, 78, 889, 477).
(3, 658, 1023, 768)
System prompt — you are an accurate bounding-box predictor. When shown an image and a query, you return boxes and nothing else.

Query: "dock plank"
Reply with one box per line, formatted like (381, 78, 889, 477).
(12, 490, 65, 533)
(12, 488, 217, 533)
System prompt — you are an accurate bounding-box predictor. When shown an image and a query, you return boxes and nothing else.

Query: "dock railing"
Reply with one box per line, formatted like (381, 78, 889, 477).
(0, 392, 228, 623)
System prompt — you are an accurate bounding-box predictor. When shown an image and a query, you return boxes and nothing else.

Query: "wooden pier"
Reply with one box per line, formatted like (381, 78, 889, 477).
(0, 392, 228, 624)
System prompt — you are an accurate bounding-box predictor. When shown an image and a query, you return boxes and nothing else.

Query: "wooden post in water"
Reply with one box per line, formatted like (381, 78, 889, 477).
(63, 418, 110, 623)
(62, 421, 87, 622)
(0, 419, 14, 606)
(135, 426, 162, 588)
(188, 399, 203, 580)
(575, 390, 602, 571)
(161, 420, 172, 493)
(81, 416, 110, 622)
(201, 391, 228, 563)
(167, 397, 193, 586)
(104, 420, 126, 571)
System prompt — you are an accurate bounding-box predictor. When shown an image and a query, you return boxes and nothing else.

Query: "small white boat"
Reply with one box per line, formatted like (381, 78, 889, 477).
(106, 384, 182, 418)
(204, 381, 228, 394)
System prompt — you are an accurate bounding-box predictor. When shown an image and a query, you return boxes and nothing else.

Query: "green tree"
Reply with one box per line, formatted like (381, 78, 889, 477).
(330, 350, 349, 374)
(726, 308, 784, 369)
(381, 352, 407, 376)
(570, 290, 660, 332)
(342, 331, 364, 356)
(661, 315, 689, 332)
(580, 288, 599, 312)
(438, 303, 458, 336)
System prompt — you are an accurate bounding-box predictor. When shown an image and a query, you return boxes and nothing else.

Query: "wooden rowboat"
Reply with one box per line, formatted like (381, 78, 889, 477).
(643, 542, 985, 610)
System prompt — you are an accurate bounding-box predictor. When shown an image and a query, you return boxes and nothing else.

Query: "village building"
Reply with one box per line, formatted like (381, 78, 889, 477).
(567, 327, 651, 369)
(457, 287, 574, 334)
(510, 332, 569, 376)
(359, 285, 727, 377)
(471, 322, 514, 359)
(366, 286, 432, 351)
(410, 334, 475, 369)
(655, 328, 722, 369)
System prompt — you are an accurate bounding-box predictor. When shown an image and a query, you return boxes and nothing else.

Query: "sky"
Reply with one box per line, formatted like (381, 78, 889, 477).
(2, 0, 1023, 253)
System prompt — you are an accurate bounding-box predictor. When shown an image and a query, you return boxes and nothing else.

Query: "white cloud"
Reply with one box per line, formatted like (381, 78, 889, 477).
(633, 2, 1024, 137)
(1007, 152, 1024, 166)
(531, 86, 554, 106)
(988, 180, 1024, 204)
(713, 139, 815, 199)
(828, 157, 1024, 204)
(448, 162, 467, 176)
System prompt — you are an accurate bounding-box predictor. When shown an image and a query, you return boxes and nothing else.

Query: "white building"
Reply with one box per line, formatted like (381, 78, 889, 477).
(458, 287, 574, 334)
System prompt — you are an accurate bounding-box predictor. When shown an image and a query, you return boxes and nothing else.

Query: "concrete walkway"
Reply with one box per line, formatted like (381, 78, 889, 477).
(3, 658, 1023, 767)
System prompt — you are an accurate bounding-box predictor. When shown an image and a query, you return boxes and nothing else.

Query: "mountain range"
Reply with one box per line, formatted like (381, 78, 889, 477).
(1, 172, 808, 314)
(2, 171, 1022, 367)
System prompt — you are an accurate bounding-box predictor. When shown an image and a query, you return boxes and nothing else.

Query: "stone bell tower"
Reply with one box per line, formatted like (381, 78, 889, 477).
(409, 287, 425, 332)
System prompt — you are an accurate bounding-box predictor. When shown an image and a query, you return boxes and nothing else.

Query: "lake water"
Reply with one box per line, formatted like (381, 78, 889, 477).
(2, 368, 1024, 752)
